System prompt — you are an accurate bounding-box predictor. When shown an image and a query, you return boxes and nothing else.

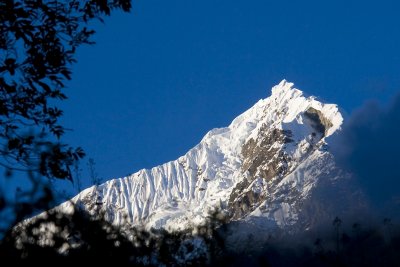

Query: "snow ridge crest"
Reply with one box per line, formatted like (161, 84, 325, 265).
(60, 80, 344, 231)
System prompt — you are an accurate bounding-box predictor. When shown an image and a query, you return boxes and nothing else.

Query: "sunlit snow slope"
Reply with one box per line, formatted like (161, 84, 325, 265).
(62, 80, 347, 231)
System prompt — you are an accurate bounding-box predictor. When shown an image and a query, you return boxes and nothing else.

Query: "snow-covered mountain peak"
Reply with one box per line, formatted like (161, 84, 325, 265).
(226, 80, 342, 143)
(58, 80, 349, 232)
(271, 79, 300, 97)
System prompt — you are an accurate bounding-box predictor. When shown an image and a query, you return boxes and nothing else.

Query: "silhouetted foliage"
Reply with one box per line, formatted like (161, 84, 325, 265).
(0, 0, 131, 179)
(72, 161, 82, 193)
(2, 2, 400, 266)
(2, 209, 400, 266)
(87, 157, 101, 186)
(0, 207, 228, 266)
(0, 0, 132, 245)
(332, 216, 342, 253)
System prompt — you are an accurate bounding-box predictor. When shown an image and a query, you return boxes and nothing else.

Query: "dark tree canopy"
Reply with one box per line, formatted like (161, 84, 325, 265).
(0, 0, 131, 179)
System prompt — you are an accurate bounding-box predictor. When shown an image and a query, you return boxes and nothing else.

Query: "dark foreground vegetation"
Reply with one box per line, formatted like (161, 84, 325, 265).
(1, 1, 399, 266)
(1, 205, 399, 267)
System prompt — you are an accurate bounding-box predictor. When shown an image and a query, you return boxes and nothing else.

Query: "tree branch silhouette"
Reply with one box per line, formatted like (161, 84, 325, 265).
(0, 0, 131, 179)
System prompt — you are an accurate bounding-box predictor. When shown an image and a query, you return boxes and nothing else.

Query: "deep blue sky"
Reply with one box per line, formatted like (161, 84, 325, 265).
(58, 0, 400, 194)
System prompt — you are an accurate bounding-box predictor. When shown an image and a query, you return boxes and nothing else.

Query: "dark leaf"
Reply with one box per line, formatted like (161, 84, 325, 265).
(8, 138, 21, 150)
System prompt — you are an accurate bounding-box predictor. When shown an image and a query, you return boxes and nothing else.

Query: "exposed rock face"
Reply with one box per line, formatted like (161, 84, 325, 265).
(241, 127, 292, 180)
(227, 101, 336, 220)
(304, 107, 333, 135)
(229, 127, 292, 219)
(52, 80, 357, 233)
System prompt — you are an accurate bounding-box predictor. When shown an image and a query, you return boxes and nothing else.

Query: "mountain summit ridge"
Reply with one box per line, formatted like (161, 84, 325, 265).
(61, 80, 348, 232)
